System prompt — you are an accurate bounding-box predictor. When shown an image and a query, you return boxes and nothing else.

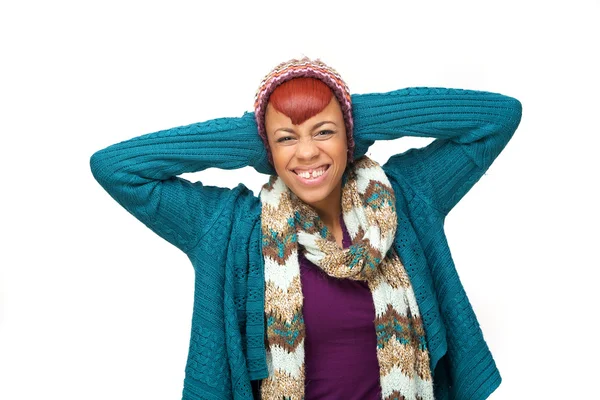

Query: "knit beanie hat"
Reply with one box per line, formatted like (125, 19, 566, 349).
(253, 56, 355, 167)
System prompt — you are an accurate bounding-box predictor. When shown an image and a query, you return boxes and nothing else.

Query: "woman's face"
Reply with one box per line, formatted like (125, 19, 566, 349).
(265, 96, 348, 211)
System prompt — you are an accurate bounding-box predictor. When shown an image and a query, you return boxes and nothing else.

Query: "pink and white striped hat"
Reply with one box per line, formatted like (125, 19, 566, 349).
(253, 56, 355, 166)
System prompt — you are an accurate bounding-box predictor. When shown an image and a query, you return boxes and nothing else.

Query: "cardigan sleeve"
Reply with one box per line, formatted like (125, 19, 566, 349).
(350, 87, 523, 216)
(89, 111, 270, 254)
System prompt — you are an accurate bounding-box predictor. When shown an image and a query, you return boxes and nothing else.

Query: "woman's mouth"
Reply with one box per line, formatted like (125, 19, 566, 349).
(292, 165, 330, 186)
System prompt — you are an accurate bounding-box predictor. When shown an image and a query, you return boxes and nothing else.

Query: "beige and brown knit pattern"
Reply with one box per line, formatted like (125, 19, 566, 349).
(259, 156, 435, 399)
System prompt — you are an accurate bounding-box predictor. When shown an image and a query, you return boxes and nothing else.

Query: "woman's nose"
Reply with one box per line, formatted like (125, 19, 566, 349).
(296, 138, 319, 160)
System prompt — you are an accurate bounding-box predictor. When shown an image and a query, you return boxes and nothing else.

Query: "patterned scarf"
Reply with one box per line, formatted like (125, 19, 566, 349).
(258, 155, 435, 400)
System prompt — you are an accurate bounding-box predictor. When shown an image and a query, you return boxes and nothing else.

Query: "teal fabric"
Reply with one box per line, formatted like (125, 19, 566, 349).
(90, 87, 522, 400)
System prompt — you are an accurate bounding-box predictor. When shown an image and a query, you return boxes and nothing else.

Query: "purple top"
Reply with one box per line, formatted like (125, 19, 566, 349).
(299, 213, 382, 399)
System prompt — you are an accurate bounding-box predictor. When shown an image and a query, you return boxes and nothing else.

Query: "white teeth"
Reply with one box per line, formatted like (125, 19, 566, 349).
(297, 166, 326, 179)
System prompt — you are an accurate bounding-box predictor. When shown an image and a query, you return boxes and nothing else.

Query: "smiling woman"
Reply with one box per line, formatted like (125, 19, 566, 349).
(253, 57, 435, 400)
(90, 55, 522, 400)
(265, 89, 349, 236)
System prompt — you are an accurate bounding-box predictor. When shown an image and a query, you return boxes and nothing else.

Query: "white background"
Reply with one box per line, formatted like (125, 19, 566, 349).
(1, 1, 598, 399)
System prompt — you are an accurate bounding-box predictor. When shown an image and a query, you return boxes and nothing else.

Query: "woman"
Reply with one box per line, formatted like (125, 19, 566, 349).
(90, 56, 522, 400)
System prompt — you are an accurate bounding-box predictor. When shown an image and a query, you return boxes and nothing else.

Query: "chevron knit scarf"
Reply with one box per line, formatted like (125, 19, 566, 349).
(258, 155, 435, 400)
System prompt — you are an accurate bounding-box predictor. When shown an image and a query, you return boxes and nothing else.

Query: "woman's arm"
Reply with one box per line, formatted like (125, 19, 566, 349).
(89, 111, 270, 254)
(351, 87, 522, 216)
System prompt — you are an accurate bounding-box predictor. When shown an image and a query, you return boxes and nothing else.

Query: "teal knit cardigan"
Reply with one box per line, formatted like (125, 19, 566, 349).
(90, 87, 522, 400)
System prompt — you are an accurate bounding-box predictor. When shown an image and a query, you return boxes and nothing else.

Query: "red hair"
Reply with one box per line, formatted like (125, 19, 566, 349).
(268, 77, 334, 125)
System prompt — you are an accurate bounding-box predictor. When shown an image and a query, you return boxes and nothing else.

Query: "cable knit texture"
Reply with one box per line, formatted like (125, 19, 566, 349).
(90, 87, 522, 400)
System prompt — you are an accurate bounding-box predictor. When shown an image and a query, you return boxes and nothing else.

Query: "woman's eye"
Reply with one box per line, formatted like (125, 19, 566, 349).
(318, 130, 334, 136)
(277, 130, 333, 143)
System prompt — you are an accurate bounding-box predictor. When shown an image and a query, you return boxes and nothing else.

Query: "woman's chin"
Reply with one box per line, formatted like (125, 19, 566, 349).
(289, 184, 335, 207)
